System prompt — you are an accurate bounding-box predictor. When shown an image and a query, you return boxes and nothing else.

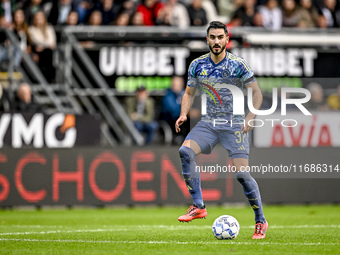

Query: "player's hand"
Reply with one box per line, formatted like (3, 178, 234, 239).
(241, 115, 254, 134)
(175, 116, 187, 133)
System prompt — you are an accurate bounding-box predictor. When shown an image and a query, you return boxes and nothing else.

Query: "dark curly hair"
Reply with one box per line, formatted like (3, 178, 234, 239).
(206, 21, 228, 36)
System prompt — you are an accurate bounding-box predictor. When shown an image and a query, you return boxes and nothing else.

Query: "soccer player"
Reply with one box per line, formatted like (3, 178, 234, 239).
(175, 21, 268, 239)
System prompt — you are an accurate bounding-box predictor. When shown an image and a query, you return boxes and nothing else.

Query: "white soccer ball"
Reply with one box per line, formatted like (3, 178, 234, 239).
(212, 215, 240, 240)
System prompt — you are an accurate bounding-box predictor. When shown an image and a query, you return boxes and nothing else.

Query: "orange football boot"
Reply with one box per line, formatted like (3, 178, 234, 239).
(252, 221, 268, 239)
(178, 205, 207, 222)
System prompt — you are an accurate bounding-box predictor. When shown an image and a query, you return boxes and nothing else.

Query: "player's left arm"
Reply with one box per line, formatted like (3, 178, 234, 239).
(242, 80, 263, 134)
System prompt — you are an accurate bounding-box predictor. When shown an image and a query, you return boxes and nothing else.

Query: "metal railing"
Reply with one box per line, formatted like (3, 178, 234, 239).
(3, 29, 81, 115)
(63, 25, 340, 47)
(62, 30, 144, 146)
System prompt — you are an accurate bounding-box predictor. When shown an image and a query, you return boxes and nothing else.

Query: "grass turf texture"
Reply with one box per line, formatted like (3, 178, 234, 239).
(0, 205, 340, 254)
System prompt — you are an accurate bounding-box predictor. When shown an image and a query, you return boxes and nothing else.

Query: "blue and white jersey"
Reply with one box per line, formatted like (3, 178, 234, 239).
(187, 52, 256, 123)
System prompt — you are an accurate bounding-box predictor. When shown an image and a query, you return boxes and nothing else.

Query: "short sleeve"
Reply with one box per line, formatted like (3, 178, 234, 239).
(237, 58, 256, 85)
(187, 60, 198, 88)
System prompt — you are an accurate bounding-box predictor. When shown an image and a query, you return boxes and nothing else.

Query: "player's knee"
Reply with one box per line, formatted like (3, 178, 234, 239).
(235, 171, 251, 183)
(179, 146, 196, 162)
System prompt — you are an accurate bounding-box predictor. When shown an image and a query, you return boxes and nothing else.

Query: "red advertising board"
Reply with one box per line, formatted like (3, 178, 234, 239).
(0, 146, 339, 207)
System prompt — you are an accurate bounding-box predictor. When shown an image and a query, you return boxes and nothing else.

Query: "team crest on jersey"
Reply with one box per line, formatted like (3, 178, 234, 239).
(222, 69, 230, 79)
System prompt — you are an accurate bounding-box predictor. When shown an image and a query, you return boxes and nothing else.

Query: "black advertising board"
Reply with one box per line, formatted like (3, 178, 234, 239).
(0, 113, 101, 148)
(84, 46, 340, 93)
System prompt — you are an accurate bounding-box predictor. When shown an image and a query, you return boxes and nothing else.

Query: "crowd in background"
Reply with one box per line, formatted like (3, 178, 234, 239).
(0, 0, 339, 80)
(0, 81, 42, 112)
(0, 0, 339, 30)
(0, 0, 340, 145)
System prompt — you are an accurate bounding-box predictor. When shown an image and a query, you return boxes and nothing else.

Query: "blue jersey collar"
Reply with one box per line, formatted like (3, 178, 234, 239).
(208, 51, 228, 67)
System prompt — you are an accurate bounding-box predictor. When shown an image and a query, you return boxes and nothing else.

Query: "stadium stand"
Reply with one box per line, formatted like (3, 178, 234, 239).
(0, 0, 340, 147)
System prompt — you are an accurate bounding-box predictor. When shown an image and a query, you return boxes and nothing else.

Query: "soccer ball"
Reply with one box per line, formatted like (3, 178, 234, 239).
(212, 215, 240, 240)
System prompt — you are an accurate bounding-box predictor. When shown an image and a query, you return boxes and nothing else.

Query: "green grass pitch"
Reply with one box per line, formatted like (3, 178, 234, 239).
(0, 205, 340, 254)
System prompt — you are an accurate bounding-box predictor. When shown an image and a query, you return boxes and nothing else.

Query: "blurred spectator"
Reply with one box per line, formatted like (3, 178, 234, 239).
(0, 11, 9, 27)
(327, 85, 340, 110)
(157, 0, 190, 27)
(16, 0, 26, 9)
(12, 9, 32, 68)
(0, 14, 17, 70)
(0, 9, 31, 69)
(202, 0, 227, 23)
(28, 11, 56, 82)
(253, 11, 264, 27)
(233, 0, 257, 26)
(115, 11, 130, 26)
(228, 12, 242, 27)
(11, 82, 42, 113)
(304, 82, 330, 111)
(227, 12, 243, 29)
(217, 0, 243, 23)
(259, 0, 282, 31)
(320, 0, 340, 27)
(119, 0, 136, 14)
(126, 86, 158, 145)
(299, 0, 319, 27)
(23, 0, 45, 25)
(73, 0, 94, 24)
(95, 0, 122, 25)
(160, 76, 190, 144)
(318, 14, 328, 28)
(77, 10, 97, 47)
(187, 0, 208, 26)
(130, 11, 144, 25)
(0, 82, 10, 112)
(161, 77, 184, 128)
(63, 10, 79, 25)
(0, 0, 17, 24)
(281, 0, 301, 27)
(87, 10, 102, 25)
(136, 0, 165, 26)
(48, 0, 77, 26)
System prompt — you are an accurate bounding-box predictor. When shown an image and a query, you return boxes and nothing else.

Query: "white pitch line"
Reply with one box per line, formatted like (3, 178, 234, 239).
(1, 225, 340, 236)
(0, 225, 64, 228)
(0, 238, 339, 246)
(1, 224, 340, 230)
(122, 224, 340, 229)
(0, 229, 129, 236)
(261, 225, 340, 229)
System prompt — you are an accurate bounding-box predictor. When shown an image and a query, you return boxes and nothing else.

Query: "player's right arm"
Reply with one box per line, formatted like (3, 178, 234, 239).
(175, 59, 199, 133)
(175, 86, 196, 133)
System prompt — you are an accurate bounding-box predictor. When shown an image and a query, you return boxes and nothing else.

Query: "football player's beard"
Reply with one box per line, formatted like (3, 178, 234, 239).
(209, 44, 226, 56)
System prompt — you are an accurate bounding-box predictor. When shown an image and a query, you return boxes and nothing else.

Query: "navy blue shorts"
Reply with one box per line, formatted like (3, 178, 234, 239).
(185, 120, 249, 159)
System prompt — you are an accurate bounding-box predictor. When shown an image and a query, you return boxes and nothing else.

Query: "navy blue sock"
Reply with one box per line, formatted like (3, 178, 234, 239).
(236, 171, 265, 223)
(179, 146, 204, 208)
